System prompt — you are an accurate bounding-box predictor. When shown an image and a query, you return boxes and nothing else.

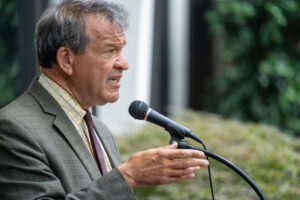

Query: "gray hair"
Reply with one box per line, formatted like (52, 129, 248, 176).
(35, 0, 129, 68)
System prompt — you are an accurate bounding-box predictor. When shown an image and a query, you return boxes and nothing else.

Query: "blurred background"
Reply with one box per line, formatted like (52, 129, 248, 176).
(1, 0, 300, 199)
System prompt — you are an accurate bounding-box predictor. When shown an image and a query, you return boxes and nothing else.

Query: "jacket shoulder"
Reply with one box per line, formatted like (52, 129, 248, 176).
(0, 92, 39, 119)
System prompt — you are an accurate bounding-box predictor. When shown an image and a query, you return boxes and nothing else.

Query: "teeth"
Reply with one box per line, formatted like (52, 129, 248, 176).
(108, 79, 117, 83)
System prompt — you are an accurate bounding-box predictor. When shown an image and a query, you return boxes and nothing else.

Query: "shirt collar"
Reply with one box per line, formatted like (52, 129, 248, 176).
(38, 73, 86, 131)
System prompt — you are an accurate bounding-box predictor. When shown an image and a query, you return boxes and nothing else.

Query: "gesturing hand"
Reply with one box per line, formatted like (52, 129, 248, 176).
(118, 142, 209, 188)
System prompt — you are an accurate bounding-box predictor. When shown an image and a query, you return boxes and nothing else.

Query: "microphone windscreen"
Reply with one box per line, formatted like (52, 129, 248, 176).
(128, 100, 149, 120)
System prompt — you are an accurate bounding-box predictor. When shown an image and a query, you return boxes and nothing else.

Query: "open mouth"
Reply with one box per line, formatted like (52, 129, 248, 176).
(108, 78, 120, 83)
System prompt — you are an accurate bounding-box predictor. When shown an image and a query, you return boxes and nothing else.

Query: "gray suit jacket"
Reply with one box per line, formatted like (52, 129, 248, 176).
(0, 79, 136, 200)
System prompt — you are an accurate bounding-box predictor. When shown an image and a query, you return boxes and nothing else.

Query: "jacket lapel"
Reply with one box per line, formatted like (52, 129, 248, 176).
(28, 78, 101, 180)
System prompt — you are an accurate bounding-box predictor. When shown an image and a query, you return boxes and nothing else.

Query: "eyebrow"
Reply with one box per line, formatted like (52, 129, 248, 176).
(105, 41, 127, 48)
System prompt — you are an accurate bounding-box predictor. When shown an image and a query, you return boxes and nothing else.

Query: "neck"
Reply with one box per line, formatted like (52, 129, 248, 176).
(41, 68, 91, 109)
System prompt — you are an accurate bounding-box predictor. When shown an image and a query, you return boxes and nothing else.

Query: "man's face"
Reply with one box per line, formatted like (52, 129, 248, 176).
(70, 14, 128, 108)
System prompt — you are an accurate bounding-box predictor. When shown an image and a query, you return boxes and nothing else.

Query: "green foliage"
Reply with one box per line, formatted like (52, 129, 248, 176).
(0, 0, 18, 108)
(204, 0, 300, 135)
(116, 111, 300, 199)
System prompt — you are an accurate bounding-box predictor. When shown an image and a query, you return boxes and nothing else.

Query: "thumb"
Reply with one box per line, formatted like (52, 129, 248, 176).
(162, 142, 178, 150)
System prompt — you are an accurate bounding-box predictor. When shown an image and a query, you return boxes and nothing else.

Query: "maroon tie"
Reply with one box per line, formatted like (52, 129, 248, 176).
(84, 110, 108, 175)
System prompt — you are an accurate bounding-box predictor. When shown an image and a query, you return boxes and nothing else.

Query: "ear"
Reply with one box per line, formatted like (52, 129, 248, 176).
(56, 47, 75, 76)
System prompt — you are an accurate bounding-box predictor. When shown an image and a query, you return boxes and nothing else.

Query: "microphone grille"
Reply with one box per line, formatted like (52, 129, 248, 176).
(128, 100, 149, 120)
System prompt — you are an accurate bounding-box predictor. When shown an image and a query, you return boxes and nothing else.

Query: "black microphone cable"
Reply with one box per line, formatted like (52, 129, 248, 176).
(178, 141, 267, 200)
(171, 133, 215, 200)
(196, 139, 215, 200)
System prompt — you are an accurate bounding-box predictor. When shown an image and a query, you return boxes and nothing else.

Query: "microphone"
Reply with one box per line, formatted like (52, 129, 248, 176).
(128, 100, 201, 142)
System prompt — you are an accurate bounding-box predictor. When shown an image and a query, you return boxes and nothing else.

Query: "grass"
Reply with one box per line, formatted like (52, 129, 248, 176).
(116, 110, 300, 200)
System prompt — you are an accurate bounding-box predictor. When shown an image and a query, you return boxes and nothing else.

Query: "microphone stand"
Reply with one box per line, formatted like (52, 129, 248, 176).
(169, 137, 267, 200)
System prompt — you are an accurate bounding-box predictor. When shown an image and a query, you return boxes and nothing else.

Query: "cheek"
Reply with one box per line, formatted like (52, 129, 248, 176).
(93, 74, 109, 94)
(97, 73, 108, 87)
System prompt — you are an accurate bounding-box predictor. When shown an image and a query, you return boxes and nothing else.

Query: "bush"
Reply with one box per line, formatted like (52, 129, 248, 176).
(116, 111, 300, 199)
(204, 0, 300, 136)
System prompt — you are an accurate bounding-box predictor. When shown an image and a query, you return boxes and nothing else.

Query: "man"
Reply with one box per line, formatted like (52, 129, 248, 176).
(0, 0, 209, 199)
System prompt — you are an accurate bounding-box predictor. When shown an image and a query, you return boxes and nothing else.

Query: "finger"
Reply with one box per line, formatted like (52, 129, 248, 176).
(178, 173, 196, 180)
(170, 159, 209, 169)
(161, 142, 178, 150)
(164, 149, 205, 159)
(168, 166, 200, 177)
(169, 173, 196, 181)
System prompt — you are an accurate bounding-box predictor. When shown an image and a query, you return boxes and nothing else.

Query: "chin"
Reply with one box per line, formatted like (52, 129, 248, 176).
(109, 95, 120, 103)
(101, 93, 120, 104)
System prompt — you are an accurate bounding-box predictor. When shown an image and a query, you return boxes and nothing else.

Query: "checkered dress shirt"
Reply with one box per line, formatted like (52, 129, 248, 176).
(38, 73, 112, 172)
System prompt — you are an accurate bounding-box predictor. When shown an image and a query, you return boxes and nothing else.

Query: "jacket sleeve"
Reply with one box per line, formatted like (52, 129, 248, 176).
(0, 118, 136, 200)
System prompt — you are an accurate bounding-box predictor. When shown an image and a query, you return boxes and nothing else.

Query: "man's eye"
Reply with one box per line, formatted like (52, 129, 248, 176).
(105, 49, 114, 54)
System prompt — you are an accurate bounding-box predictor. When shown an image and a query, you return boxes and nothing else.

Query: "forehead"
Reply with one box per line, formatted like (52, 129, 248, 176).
(85, 14, 126, 44)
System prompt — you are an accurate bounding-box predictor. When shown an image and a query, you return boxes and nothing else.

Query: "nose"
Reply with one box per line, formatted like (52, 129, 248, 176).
(114, 52, 129, 71)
